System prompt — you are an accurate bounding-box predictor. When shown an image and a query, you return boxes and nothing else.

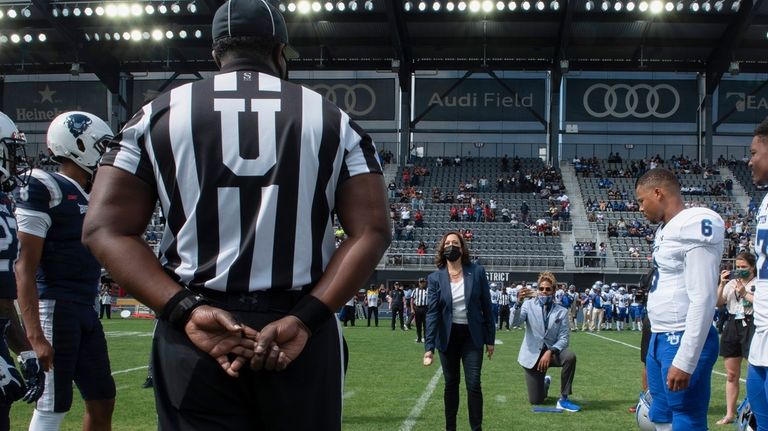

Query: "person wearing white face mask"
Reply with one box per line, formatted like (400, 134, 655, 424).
(513, 272, 580, 412)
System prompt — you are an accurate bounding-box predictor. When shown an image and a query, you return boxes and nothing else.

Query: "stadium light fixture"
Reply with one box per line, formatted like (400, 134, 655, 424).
(38, 33, 46, 42)
(298, 1, 310, 13)
(638, 0, 648, 10)
(323, 1, 333, 10)
(145, 4, 155, 14)
(585, 0, 594, 9)
(122, 31, 130, 39)
(130, 3, 142, 16)
(713, 0, 723, 10)
(194, 29, 202, 38)
(649, 0, 662, 12)
(22, 33, 32, 42)
(731, 0, 740, 11)
(51, 6, 60, 16)
(404, 0, 412, 9)
(10, 34, 20, 43)
(521, 0, 530, 10)
(626, 1, 635, 10)
(73, 5, 82, 16)
(95, 5, 104, 15)
(689, 0, 699, 10)
(165, 30, 173, 39)
(187, 1, 197, 13)
(674, 0, 683, 10)
(7, 8, 17, 18)
(613, 1, 622, 11)
(105, 3, 117, 16)
(600, 0, 610, 10)
(508, 1, 517, 10)
(417, 0, 426, 10)
(535, 0, 544, 9)
(496, 1, 505, 10)
(701, 0, 711, 11)
(550, 0, 559, 10)
(364, 0, 374, 10)
(158, 3, 168, 13)
(468, 0, 480, 11)
(311, 1, 322, 11)
(118, 3, 130, 16)
(170, 2, 181, 13)
(0, 35, 8, 43)
(113, 32, 120, 40)
(178, 29, 187, 38)
(21, 6, 31, 17)
(104, 32, 111, 40)
(457, 1, 467, 10)
(664, 1, 673, 11)
(483, 0, 495, 11)
(93, 32, 100, 41)
(151, 29, 163, 41)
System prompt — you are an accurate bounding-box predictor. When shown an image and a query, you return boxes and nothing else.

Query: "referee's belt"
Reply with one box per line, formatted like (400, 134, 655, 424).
(190, 287, 309, 312)
(414, 304, 427, 308)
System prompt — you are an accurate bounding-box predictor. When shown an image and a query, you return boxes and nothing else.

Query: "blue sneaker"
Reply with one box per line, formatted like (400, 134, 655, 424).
(543, 375, 551, 395)
(556, 398, 581, 412)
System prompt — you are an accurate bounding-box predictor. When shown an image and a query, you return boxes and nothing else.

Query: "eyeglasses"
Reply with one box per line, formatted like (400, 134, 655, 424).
(539, 286, 554, 293)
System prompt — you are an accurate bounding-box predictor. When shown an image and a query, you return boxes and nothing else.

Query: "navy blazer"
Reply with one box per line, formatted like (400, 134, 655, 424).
(424, 263, 496, 353)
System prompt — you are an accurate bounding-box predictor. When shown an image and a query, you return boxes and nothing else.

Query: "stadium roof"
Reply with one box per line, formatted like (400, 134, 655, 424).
(0, 0, 766, 92)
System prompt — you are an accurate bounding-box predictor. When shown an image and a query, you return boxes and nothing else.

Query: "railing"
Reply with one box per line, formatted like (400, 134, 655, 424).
(379, 253, 567, 271)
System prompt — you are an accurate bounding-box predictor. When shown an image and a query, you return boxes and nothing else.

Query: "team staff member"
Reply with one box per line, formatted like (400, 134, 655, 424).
(747, 119, 768, 431)
(636, 168, 723, 430)
(715, 252, 756, 425)
(16, 112, 116, 431)
(412, 278, 428, 343)
(366, 284, 380, 327)
(82, 0, 390, 429)
(0, 113, 45, 430)
(423, 232, 495, 431)
(513, 272, 580, 412)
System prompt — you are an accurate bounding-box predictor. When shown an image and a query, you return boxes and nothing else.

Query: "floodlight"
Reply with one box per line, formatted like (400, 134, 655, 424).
(550, 0, 559, 9)
(483, 0, 495, 11)
(364, 0, 374, 9)
(585, 0, 594, 9)
(187, 1, 197, 12)
(38, 33, 46, 42)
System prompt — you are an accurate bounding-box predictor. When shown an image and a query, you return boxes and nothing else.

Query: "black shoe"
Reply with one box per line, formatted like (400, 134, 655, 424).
(142, 376, 153, 389)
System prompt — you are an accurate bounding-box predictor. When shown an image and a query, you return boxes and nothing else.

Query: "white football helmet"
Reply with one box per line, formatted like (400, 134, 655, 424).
(0, 111, 27, 192)
(636, 390, 654, 431)
(737, 398, 756, 431)
(46, 111, 113, 175)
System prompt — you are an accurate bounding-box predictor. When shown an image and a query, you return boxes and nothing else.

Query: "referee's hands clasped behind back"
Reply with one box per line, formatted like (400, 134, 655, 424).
(250, 315, 310, 372)
(184, 305, 258, 377)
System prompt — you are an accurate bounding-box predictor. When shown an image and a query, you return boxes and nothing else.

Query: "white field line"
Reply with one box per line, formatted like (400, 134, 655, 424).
(111, 365, 149, 376)
(399, 367, 442, 431)
(586, 332, 746, 383)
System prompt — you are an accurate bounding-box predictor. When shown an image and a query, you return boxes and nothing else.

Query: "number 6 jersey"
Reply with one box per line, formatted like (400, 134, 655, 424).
(648, 207, 724, 373)
(751, 194, 768, 366)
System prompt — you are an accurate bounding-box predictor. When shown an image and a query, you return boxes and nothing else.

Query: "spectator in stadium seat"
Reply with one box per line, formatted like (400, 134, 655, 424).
(463, 229, 474, 242)
(449, 206, 459, 222)
(513, 272, 580, 411)
(404, 223, 415, 241)
(423, 231, 495, 431)
(417, 241, 427, 256)
(414, 210, 424, 227)
(402, 168, 411, 187)
(520, 201, 530, 223)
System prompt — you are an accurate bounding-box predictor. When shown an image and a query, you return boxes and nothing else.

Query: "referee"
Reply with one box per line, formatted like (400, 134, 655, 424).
(412, 278, 429, 343)
(82, 0, 390, 429)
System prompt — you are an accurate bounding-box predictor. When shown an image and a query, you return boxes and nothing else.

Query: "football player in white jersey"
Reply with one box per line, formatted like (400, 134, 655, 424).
(636, 168, 724, 430)
(747, 119, 768, 431)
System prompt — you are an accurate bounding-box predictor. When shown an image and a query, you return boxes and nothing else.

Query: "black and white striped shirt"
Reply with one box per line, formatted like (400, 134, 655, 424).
(500, 293, 510, 306)
(412, 287, 428, 307)
(101, 61, 382, 293)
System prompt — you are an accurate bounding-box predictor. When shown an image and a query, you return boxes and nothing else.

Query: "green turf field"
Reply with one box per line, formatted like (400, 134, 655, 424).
(10, 318, 747, 430)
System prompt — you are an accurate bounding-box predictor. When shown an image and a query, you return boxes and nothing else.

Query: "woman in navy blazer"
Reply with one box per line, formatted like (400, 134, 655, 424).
(423, 231, 495, 431)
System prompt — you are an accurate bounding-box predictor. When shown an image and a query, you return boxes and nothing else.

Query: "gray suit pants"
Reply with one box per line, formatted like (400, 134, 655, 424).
(523, 348, 577, 404)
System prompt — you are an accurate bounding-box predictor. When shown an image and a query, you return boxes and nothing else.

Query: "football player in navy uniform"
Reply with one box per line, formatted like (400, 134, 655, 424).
(15, 112, 115, 430)
(636, 168, 723, 430)
(0, 112, 45, 431)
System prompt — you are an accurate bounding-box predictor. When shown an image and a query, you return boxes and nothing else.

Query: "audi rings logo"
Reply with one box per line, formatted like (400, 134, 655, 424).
(311, 83, 377, 117)
(582, 83, 680, 119)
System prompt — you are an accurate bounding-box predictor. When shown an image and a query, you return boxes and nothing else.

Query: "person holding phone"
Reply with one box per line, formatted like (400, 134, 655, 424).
(715, 252, 757, 425)
(512, 272, 580, 412)
(422, 231, 495, 431)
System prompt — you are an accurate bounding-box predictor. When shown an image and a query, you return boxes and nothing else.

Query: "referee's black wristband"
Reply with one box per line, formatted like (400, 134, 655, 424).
(289, 295, 333, 336)
(159, 289, 209, 329)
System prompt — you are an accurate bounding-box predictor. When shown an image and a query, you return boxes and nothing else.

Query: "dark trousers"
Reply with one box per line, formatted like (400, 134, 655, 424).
(498, 305, 510, 330)
(414, 306, 427, 341)
(523, 348, 577, 404)
(342, 305, 355, 326)
(438, 324, 483, 431)
(391, 307, 404, 330)
(367, 306, 379, 326)
(153, 292, 344, 430)
(99, 304, 111, 319)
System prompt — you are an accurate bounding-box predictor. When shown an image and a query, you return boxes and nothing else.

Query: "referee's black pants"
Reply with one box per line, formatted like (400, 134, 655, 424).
(414, 306, 427, 341)
(391, 307, 404, 330)
(152, 291, 345, 431)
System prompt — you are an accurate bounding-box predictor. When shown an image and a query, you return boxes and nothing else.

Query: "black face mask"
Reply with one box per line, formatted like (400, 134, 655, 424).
(443, 245, 462, 262)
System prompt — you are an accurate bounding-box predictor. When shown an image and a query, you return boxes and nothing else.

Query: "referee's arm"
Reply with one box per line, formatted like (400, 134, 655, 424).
(301, 172, 391, 315)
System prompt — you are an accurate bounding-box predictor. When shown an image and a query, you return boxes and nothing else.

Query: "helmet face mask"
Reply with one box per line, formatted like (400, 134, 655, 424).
(0, 112, 28, 192)
(47, 111, 113, 176)
(636, 390, 654, 431)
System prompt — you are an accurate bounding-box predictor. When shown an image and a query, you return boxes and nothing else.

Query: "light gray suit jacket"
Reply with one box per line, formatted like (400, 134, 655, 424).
(512, 299, 570, 369)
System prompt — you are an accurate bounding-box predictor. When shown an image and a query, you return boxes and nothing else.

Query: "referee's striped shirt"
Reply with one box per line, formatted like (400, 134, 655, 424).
(500, 293, 510, 306)
(412, 287, 428, 307)
(100, 61, 382, 293)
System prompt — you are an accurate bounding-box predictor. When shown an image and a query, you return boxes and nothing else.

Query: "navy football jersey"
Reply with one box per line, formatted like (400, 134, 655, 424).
(14, 169, 101, 303)
(0, 192, 18, 299)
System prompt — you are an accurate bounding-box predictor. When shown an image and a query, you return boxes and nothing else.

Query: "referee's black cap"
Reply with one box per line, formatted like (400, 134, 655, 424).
(212, 0, 299, 58)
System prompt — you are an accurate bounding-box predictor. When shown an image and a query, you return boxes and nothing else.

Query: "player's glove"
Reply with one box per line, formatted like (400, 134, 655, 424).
(18, 351, 44, 403)
(0, 353, 25, 404)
